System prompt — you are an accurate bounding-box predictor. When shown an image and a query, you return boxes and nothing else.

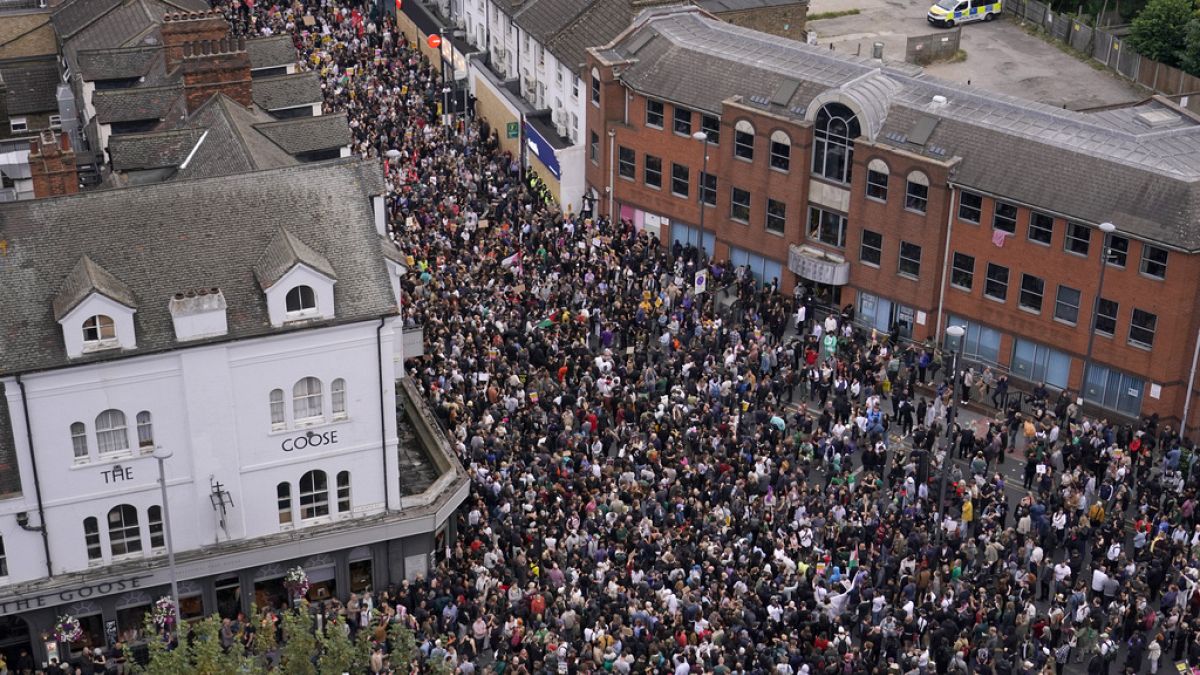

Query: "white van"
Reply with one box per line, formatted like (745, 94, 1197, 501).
(927, 0, 1002, 27)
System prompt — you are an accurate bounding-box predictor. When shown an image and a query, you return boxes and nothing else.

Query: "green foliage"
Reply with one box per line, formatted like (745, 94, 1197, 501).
(1182, 14, 1200, 74)
(1127, 0, 1196, 65)
(280, 602, 319, 675)
(126, 615, 264, 675)
(126, 616, 187, 675)
(388, 620, 419, 674)
(317, 616, 357, 675)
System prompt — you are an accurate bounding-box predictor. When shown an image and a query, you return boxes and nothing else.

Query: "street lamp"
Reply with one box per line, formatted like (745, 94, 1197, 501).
(691, 130, 711, 261)
(153, 447, 181, 631)
(1082, 221, 1117, 408)
(936, 324, 965, 544)
(442, 86, 452, 127)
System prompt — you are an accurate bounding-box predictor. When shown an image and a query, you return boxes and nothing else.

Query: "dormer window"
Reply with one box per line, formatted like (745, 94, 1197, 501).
(285, 285, 317, 315)
(82, 315, 117, 347)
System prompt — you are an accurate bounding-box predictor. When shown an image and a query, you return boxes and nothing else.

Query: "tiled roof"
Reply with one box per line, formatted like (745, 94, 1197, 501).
(76, 45, 161, 81)
(695, 0, 804, 10)
(170, 95, 296, 179)
(52, 255, 138, 321)
(51, 0, 123, 41)
(0, 158, 395, 375)
(92, 83, 181, 123)
(254, 227, 338, 290)
(108, 127, 202, 170)
(250, 71, 321, 111)
(545, 0, 635, 69)
(603, 7, 1200, 248)
(0, 59, 61, 114)
(253, 112, 351, 154)
(513, 0, 593, 42)
(246, 35, 297, 70)
(0, 11, 57, 61)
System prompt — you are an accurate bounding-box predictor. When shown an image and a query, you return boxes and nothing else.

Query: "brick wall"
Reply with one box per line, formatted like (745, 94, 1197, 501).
(181, 37, 253, 112)
(29, 130, 78, 198)
(714, 3, 808, 41)
(161, 10, 230, 72)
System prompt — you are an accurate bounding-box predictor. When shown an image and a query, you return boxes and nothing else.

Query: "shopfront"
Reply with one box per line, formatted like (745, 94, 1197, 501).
(789, 245, 849, 309)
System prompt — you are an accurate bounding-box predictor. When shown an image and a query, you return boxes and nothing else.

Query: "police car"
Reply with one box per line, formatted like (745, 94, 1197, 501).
(927, 0, 1001, 27)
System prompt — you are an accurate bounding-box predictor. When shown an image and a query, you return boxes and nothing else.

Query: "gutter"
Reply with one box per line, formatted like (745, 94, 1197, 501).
(15, 374, 54, 579)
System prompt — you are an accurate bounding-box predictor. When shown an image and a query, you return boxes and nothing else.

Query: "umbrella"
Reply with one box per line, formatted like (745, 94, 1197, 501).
(385, 149, 402, 158)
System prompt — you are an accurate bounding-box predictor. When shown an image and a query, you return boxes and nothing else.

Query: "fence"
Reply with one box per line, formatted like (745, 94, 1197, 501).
(1003, 0, 1200, 104)
(905, 28, 962, 65)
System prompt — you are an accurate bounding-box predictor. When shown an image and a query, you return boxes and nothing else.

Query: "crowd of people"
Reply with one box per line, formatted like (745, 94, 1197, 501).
(200, 2, 1200, 673)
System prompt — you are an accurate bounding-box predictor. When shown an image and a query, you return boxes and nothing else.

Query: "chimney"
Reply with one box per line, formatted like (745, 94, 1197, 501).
(181, 36, 253, 113)
(169, 288, 228, 341)
(161, 10, 231, 72)
(29, 131, 79, 199)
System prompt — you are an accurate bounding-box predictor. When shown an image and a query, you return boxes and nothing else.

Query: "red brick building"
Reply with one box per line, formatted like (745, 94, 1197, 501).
(585, 6, 1200, 430)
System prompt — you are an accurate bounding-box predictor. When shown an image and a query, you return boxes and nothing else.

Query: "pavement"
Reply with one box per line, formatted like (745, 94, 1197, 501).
(804, 0, 1144, 109)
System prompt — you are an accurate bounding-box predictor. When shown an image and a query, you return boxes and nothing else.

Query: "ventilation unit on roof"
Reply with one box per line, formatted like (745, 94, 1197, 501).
(930, 94, 948, 108)
(1133, 109, 1181, 129)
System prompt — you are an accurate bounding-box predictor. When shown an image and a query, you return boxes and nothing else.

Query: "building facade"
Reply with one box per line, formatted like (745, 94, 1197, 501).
(586, 6, 1200, 430)
(0, 158, 466, 665)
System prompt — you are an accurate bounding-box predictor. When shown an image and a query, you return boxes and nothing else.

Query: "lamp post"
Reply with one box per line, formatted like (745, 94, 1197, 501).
(153, 447, 181, 631)
(691, 130, 711, 261)
(442, 86, 452, 127)
(936, 324, 965, 544)
(1082, 221, 1117, 407)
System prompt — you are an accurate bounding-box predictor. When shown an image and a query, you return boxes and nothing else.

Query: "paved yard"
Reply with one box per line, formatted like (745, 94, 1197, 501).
(807, 0, 1144, 109)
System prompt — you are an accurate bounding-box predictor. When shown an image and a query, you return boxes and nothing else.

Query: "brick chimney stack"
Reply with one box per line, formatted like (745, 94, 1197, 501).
(181, 36, 253, 113)
(29, 131, 79, 199)
(162, 11, 231, 72)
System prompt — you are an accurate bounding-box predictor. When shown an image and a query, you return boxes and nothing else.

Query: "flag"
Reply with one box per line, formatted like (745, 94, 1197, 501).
(992, 229, 1008, 247)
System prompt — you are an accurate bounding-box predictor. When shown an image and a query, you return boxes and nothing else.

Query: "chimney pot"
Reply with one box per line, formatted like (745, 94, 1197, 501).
(186, 290, 197, 298)
(210, 287, 220, 295)
(198, 288, 208, 296)
(174, 293, 185, 300)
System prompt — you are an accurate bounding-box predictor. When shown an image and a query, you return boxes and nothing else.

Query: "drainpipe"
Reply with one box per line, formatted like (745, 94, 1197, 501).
(377, 316, 397, 510)
(934, 184, 958, 339)
(16, 374, 53, 578)
(607, 128, 616, 218)
(1183, 325, 1200, 441)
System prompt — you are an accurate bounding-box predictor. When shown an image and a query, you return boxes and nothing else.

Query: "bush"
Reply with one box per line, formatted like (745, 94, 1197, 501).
(1182, 14, 1200, 74)
(1127, 0, 1196, 65)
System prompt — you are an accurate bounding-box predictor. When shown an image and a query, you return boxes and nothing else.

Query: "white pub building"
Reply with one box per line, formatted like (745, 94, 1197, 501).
(0, 158, 467, 665)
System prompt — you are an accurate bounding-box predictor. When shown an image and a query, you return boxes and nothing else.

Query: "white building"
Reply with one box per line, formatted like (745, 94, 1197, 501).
(0, 158, 466, 664)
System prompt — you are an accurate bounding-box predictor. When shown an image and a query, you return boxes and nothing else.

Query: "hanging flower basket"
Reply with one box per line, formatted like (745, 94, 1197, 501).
(151, 597, 177, 629)
(52, 615, 83, 643)
(283, 566, 310, 598)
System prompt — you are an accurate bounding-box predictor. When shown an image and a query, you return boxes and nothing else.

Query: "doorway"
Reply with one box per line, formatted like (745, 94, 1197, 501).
(0, 615, 33, 670)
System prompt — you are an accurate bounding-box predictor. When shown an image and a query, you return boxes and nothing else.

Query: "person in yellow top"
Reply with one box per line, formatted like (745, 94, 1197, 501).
(962, 499, 974, 525)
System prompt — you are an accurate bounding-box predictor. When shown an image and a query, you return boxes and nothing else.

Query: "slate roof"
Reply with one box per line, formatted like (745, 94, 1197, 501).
(380, 238, 407, 266)
(92, 83, 181, 123)
(76, 45, 161, 81)
(0, 158, 394, 375)
(0, 59, 61, 114)
(513, 0, 593, 43)
(545, 0, 635, 69)
(250, 71, 321, 111)
(51, 0, 123, 41)
(170, 94, 296, 179)
(601, 7, 1200, 249)
(0, 11, 57, 61)
(52, 255, 138, 320)
(254, 227, 338, 290)
(253, 113, 351, 154)
(695, 0, 804, 10)
(108, 127, 202, 170)
(245, 35, 297, 70)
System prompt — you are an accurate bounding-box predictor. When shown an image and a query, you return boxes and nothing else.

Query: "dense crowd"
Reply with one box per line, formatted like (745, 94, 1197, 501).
(196, 2, 1200, 674)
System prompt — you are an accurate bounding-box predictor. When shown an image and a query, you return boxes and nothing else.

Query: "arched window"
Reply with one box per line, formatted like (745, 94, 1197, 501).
(905, 171, 930, 213)
(769, 130, 791, 171)
(107, 504, 141, 556)
(812, 103, 860, 184)
(336, 471, 351, 512)
(331, 378, 347, 419)
(277, 482, 292, 524)
(82, 315, 116, 343)
(292, 377, 323, 422)
(95, 409, 128, 455)
(71, 422, 88, 460)
(285, 285, 317, 314)
(136, 411, 153, 448)
(269, 388, 286, 430)
(734, 120, 755, 160)
(84, 516, 102, 561)
(866, 158, 890, 201)
(299, 470, 329, 520)
(148, 505, 164, 549)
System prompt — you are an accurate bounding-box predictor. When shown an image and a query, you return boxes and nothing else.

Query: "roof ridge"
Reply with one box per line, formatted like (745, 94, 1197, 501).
(214, 94, 260, 168)
(92, 82, 182, 96)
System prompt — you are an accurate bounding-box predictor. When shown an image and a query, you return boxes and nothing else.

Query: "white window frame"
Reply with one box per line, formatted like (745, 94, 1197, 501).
(285, 285, 318, 317)
(270, 388, 286, 430)
(71, 422, 89, 461)
(277, 482, 293, 525)
(136, 411, 153, 449)
(331, 378, 347, 419)
(82, 314, 117, 348)
(336, 471, 351, 513)
(299, 470, 330, 520)
(84, 516, 102, 561)
(107, 504, 142, 557)
(147, 505, 164, 549)
(292, 377, 324, 424)
(95, 409, 129, 455)
(9, 117, 27, 133)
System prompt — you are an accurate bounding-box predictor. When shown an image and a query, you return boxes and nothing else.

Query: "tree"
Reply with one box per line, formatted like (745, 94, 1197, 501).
(1181, 13, 1200, 74)
(388, 621, 419, 674)
(316, 616, 357, 675)
(280, 602, 319, 675)
(1127, 0, 1196, 65)
(126, 617, 188, 675)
